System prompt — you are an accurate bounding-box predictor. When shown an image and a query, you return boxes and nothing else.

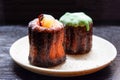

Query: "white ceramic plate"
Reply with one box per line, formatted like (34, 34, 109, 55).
(10, 35, 117, 77)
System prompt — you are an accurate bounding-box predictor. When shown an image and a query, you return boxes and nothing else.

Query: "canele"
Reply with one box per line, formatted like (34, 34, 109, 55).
(28, 14, 66, 67)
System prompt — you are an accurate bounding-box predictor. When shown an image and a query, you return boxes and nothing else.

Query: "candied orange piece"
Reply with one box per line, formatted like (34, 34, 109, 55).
(40, 15, 55, 28)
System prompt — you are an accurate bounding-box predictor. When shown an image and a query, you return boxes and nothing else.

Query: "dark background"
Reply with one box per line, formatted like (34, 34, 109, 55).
(0, 0, 120, 25)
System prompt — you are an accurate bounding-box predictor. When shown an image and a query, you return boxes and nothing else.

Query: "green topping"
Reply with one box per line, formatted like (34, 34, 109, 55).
(59, 12, 93, 31)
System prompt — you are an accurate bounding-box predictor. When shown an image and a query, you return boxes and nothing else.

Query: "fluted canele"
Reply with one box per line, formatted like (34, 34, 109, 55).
(60, 12, 93, 54)
(28, 14, 66, 67)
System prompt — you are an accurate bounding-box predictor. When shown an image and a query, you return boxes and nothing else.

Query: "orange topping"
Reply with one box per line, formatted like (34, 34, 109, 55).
(38, 14, 55, 28)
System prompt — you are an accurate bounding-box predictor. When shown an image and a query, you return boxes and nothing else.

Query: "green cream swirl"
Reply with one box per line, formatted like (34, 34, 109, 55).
(59, 12, 93, 31)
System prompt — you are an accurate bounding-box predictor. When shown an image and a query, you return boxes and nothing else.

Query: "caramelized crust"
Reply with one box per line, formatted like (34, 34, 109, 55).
(64, 23, 93, 54)
(28, 19, 66, 67)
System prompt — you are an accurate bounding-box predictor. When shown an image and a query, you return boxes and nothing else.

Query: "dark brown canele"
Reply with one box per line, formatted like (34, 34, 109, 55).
(28, 19, 66, 67)
(64, 23, 93, 54)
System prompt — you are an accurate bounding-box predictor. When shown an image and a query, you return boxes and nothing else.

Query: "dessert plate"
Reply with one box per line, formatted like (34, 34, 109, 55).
(10, 35, 117, 77)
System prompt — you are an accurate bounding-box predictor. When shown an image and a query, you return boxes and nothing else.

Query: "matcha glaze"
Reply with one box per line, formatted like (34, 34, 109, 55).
(59, 12, 93, 31)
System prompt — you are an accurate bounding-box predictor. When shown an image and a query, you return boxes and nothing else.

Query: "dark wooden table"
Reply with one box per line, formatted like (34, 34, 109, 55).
(0, 25, 120, 80)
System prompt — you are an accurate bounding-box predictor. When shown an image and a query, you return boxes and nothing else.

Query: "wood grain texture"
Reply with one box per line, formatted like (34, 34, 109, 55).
(0, 25, 120, 80)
